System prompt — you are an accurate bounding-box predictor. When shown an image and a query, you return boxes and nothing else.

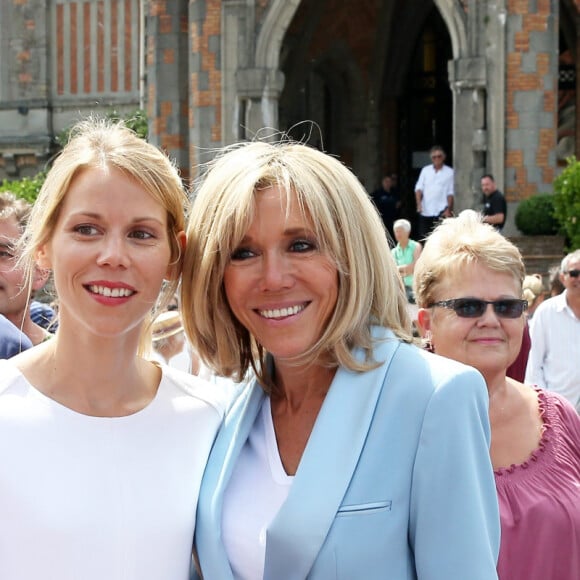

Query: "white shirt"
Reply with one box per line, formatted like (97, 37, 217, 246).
(0, 361, 225, 580)
(525, 291, 580, 409)
(222, 397, 293, 580)
(414, 164, 455, 216)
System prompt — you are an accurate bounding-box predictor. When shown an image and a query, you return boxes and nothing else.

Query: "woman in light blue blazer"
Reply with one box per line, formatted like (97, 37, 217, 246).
(181, 140, 500, 580)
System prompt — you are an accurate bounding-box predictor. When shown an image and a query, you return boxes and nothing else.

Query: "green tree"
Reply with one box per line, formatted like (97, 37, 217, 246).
(4, 109, 148, 205)
(0, 172, 46, 204)
(553, 156, 580, 250)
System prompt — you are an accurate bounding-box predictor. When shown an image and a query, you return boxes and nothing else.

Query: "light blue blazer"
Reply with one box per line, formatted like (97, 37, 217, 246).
(194, 328, 500, 580)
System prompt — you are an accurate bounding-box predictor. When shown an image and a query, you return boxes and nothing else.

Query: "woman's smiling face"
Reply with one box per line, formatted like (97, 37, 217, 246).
(419, 261, 526, 383)
(224, 185, 339, 362)
(38, 165, 173, 339)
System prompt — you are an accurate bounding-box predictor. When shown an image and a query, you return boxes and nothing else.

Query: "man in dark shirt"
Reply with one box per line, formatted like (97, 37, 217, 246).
(370, 175, 400, 239)
(481, 174, 507, 231)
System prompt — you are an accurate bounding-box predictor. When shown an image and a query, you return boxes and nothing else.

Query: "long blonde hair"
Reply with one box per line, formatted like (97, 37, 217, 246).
(18, 118, 189, 351)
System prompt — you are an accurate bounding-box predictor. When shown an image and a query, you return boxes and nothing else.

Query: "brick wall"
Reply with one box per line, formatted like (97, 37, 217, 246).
(505, 1, 558, 201)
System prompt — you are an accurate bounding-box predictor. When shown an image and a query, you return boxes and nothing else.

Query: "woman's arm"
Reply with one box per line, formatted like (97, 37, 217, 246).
(409, 366, 499, 580)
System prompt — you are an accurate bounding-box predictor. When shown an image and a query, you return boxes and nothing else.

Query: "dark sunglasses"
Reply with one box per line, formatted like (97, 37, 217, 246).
(428, 298, 528, 319)
(564, 269, 580, 278)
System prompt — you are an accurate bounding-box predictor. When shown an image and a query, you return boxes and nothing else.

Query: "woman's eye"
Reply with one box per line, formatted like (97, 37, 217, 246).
(74, 224, 98, 236)
(291, 239, 316, 252)
(129, 230, 154, 240)
(230, 247, 255, 261)
(0, 249, 15, 260)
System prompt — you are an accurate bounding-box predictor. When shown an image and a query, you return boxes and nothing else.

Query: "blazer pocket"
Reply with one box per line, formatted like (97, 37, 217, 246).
(336, 500, 392, 516)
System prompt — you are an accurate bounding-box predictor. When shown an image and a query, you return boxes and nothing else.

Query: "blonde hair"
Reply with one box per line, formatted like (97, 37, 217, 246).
(414, 210, 525, 308)
(19, 118, 189, 350)
(522, 274, 545, 309)
(181, 140, 411, 386)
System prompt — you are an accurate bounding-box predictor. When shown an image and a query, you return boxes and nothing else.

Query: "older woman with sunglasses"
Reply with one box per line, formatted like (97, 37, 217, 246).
(414, 210, 580, 580)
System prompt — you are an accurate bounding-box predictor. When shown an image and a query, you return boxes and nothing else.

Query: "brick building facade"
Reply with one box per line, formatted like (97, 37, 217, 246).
(1, 0, 578, 233)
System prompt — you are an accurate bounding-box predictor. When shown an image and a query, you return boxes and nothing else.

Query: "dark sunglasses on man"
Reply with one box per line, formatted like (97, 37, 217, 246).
(564, 269, 580, 278)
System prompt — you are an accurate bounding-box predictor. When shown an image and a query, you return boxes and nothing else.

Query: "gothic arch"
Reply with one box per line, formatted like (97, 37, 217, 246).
(433, 0, 469, 58)
(255, 0, 301, 69)
(255, 0, 469, 73)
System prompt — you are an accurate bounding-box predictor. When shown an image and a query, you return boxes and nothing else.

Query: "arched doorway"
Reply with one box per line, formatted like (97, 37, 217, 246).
(277, 0, 453, 218)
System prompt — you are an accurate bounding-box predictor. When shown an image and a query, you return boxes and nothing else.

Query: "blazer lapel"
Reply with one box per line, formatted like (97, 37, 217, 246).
(195, 381, 266, 580)
(264, 329, 401, 580)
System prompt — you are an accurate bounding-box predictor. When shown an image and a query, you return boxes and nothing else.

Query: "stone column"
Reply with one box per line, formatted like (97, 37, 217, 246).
(146, 0, 189, 176)
(236, 68, 285, 141)
(448, 56, 487, 212)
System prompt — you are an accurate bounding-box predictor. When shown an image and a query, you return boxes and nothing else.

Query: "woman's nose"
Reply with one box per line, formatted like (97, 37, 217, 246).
(258, 253, 293, 291)
(96, 235, 130, 268)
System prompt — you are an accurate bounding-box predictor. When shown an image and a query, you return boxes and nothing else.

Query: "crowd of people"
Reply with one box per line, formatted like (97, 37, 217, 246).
(0, 120, 578, 579)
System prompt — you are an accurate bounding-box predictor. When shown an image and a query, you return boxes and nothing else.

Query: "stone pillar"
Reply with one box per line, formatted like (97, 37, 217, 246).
(448, 56, 487, 212)
(236, 68, 285, 140)
(146, 0, 190, 177)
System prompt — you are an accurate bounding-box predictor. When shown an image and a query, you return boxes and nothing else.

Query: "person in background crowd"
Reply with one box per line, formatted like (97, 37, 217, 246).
(0, 118, 225, 580)
(182, 140, 500, 580)
(414, 145, 454, 240)
(480, 174, 507, 232)
(0, 313, 32, 358)
(0, 192, 51, 345)
(391, 218, 422, 304)
(29, 298, 57, 332)
(525, 249, 580, 411)
(505, 273, 545, 381)
(150, 309, 196, 374)
(414, 210, 580, 580)
(548, 264, 565, 297)
(522, 273, 545, 322)
(370, 174, 400, 239)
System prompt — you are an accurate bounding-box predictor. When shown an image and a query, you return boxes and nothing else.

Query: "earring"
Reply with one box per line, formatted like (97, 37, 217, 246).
(422, 330, 434, 353)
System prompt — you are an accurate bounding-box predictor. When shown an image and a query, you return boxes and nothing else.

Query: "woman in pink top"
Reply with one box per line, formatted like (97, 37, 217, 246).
(414, 210, 580, 579)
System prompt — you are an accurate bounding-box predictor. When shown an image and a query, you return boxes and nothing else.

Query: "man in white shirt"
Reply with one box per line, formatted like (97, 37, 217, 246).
(525, 249, 580, 411)
(414, 145, 454, 240)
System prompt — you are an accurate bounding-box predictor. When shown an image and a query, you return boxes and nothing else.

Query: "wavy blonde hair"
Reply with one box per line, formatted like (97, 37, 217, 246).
(181, 140, 411, 387)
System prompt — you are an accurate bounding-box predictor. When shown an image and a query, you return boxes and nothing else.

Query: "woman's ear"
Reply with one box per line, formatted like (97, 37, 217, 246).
(36, 244, 52, 270)
(416, 307, 432, 339)
(165, 230, 187, 281)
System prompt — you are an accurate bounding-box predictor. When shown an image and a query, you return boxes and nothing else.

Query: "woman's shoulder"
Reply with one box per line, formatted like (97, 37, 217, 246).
(0, 358, 24, 394)
(370, 335, 488, 408)
(159, 364, 245, 417)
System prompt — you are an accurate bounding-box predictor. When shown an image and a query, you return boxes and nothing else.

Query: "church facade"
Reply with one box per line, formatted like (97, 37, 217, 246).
(1, 0, 578, 233)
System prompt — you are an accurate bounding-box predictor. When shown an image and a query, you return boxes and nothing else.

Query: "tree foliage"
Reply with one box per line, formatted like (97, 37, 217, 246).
(553, 156, 580, 250)
(514, 193, 559, 235)
(4, 109, 148, 205)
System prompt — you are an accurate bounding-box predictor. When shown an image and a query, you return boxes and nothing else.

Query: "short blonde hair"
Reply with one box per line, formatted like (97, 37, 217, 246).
(522, 274, 545, 309)
(414, 210, 525, 308)
(19, 118, 189, 347)
(181, 140, 411, 386)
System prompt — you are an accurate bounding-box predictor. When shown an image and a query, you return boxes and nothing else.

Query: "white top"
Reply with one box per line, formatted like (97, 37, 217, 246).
(222, 397, 293, 580)
(414, 163, 455, 216)
(525, 291, 580, 409)
(0, 360, 225, 580)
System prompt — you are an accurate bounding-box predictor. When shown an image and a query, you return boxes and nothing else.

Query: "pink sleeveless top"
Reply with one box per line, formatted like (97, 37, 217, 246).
(495, 388, 580, 579)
